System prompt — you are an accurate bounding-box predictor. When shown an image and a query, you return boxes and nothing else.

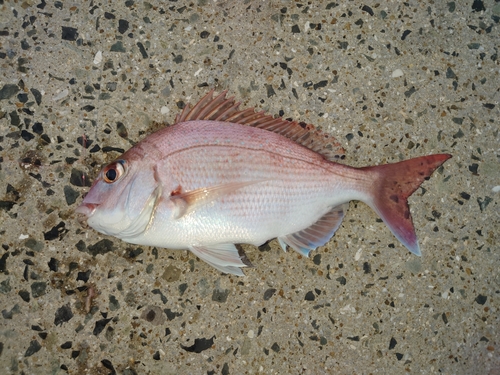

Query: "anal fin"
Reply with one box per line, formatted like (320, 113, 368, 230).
(278, 204, 347, 257)
(189, 244, 253, 276)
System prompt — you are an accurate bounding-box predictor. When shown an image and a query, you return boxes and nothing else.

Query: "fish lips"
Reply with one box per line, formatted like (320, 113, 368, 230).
(75, 203, 98, 227)
(75, 202, 98, 216)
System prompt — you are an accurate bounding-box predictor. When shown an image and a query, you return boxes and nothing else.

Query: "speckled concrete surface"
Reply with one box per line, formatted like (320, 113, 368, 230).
(0, 1, 498, 374)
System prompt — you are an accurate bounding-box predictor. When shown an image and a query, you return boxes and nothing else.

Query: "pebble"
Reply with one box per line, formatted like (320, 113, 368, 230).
(392, 69, 404, 78)
(93, 50, 103, 65)
(52, 89, 69, 101)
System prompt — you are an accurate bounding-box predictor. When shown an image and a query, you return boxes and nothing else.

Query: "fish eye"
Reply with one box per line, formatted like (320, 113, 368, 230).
(103, 160, 125, 183)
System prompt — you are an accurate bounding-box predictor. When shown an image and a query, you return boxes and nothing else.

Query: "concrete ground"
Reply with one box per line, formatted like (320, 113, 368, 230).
(0, 0, 498, 374)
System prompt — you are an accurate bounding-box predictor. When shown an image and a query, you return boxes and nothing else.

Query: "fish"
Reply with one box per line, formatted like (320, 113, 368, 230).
(76, 90, 451, 276)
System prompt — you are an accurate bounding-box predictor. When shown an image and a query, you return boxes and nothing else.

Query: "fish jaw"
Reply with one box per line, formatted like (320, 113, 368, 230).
(75, 184, 102, 227)
(77, 191, 138, 238)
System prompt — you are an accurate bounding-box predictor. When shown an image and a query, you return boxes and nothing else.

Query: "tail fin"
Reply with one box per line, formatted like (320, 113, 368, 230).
(361, 154, 451, 255)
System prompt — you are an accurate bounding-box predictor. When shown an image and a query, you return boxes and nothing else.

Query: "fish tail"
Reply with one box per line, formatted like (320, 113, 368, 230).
(360, 154, 451, 255)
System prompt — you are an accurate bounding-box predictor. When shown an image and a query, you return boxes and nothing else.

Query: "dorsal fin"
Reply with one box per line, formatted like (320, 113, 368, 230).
(175, 90, 345, 161)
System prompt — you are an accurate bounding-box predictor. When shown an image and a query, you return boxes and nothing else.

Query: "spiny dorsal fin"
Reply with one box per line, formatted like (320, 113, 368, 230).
(175, 90, 345, 162)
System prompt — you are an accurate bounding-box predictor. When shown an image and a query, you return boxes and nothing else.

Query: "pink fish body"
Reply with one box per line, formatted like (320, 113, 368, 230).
(77, 91, 451, 276)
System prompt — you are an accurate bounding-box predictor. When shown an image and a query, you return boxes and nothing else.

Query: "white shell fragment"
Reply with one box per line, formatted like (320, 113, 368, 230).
(392, 68, 404, 78)
(52, 89, 69, 101)
(93, 50, 103, 65)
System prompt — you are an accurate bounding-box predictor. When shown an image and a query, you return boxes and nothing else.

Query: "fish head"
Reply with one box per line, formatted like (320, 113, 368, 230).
(76, 153, 159, 239)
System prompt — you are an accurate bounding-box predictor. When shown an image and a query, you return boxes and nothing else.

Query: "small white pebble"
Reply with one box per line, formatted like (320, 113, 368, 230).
(19, 234, 29, 240)
(339, 304, 356, 314)
(160, 106, 169, 115)
(392, 68, 404, 78)
(247, 330, 254, 338)
(93, 50, 102, 65)
(492, 185, 500, 193)
(354, 248, 362, 261)
(52, 89, 68, 102)
(194, 68, 203, 76)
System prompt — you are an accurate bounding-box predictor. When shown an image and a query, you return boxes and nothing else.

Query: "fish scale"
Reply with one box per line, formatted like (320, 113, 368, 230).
(77, 90, 451, 276)
(154, 144, 333, 245)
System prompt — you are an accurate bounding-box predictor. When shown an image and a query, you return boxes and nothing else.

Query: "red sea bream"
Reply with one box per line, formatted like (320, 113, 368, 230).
(76, 91, 451, 276)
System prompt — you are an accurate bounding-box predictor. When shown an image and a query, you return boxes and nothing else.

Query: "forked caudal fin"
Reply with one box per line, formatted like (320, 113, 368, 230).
(360, 154, 451, 255)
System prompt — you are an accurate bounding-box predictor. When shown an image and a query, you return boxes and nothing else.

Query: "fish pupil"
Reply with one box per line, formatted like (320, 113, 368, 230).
(106, 168, 117, 181)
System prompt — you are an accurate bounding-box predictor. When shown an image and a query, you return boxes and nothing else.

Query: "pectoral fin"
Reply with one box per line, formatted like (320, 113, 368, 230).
(278, 204, 347, 257)
(171, 180, 266, 219)
(189, 244, 253, 276)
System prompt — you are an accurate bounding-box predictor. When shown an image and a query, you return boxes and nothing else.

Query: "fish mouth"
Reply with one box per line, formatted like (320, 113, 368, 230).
(75, 203, 98, 227)
(76, 202, 98, 216)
